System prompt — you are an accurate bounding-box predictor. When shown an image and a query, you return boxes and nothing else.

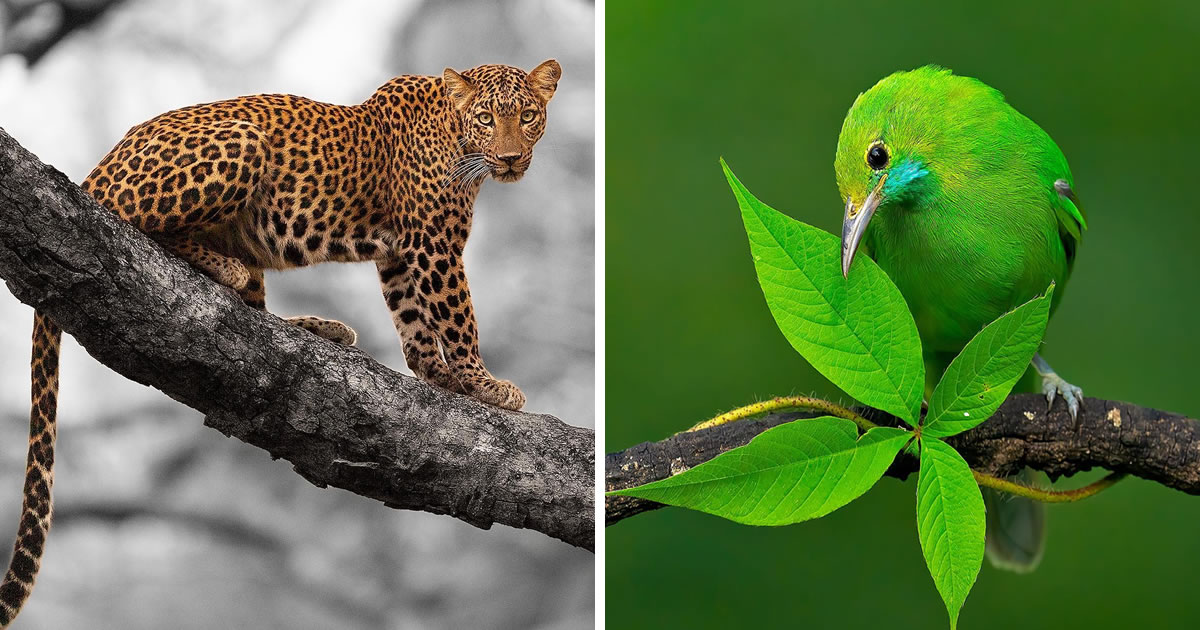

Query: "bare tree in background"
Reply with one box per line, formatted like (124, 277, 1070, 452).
(0, 0, 126, 64)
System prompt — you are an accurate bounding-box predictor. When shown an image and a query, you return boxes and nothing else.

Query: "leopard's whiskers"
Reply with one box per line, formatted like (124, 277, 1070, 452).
(445, 153, 486, 186)
(448, 152, 484, 172)
(456, 160, 492, 192)
(455, 164, 482, 191)
(450, 164, 487, 190)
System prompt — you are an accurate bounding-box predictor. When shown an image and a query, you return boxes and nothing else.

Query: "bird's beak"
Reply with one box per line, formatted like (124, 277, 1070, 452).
(841, 172, 887, 278)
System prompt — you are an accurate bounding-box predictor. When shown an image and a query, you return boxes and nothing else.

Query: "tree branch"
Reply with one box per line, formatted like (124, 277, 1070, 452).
(0, 128, 594, 551)
(606, 394, 1200, 525)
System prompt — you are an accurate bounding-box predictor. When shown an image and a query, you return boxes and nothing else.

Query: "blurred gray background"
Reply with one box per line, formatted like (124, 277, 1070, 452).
(0, 0, 595, 628)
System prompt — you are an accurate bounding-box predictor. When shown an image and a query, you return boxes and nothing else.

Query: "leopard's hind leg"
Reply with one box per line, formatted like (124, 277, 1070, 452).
(157, 235, 251, 291)
(84, 120, 264, 293)
(85, 121, 356, 347)
(239, 267, 267, 310)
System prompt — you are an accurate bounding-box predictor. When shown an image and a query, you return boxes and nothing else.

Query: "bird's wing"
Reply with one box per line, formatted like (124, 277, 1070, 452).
(1053, 179, 1086, 267)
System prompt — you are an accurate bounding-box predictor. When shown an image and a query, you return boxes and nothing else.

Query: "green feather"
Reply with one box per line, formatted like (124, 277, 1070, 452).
(836, 67, 1085, 575)
(835, 65, 1081, 354)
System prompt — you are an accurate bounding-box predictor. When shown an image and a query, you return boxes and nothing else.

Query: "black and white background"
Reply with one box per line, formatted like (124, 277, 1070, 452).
(0, 0, 595, 628)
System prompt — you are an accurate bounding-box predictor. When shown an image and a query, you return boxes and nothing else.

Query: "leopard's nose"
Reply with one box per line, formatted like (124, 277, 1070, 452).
(497, 152, 521, 166)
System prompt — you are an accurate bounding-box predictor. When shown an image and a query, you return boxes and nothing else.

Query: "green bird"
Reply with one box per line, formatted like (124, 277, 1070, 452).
(835, 66, 1086, 572)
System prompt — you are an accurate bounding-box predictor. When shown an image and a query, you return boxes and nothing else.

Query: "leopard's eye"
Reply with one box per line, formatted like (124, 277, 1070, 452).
(520, 110, 536, 123)
(476, 112, 493, 126)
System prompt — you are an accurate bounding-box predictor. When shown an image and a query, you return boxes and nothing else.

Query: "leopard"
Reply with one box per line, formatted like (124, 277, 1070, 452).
(0, 59, 562, 628)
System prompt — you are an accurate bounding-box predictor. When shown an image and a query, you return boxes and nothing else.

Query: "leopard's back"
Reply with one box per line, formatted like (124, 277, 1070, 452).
(81, 91, 399, 269)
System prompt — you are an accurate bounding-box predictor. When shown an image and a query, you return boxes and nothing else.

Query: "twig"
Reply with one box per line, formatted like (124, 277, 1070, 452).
(606, 394, 1199, 525)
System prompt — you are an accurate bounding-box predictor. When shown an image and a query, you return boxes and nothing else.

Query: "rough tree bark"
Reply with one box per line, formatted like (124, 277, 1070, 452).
(606, 395, 1200, 525)
(0, 128, 594, 551)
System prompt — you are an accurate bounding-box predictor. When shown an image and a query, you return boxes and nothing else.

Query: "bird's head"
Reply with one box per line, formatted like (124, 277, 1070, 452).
(834, 66, 987, 277)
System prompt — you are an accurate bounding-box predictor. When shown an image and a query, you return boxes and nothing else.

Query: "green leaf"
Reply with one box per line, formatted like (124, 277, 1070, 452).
(609, 417, 910, 525)
(917, 437, 986, 630)
(722, 160, 924, 425)
(923, 285, 1055, 437)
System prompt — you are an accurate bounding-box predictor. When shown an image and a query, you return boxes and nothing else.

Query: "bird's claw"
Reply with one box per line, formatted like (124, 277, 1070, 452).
(1041, 372, 1084, 420)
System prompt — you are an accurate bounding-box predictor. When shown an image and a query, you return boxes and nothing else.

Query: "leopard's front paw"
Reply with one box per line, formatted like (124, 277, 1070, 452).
(419, 361, 466, 395)
(460, 375, 526, 411)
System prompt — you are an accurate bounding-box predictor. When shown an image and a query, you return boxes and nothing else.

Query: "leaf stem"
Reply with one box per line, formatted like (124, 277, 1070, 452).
(684, 398, 1126, 503)
(972, 470, 1126, 503)
(686, 396, 879, 434)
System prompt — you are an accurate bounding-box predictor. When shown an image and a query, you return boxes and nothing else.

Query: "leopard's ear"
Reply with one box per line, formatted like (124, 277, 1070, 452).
(443, 68, 477, 111)
(526, 59, 561, 104)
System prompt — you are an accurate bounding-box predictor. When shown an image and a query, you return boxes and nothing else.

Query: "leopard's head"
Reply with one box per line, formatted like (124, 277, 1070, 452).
(444, 60, 561, 183)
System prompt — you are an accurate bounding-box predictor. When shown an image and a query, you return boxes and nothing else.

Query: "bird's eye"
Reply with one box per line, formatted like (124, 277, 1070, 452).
(476, 112, 493, 125)
(521, 110, 536, 123)
(866, 142, 889, 170)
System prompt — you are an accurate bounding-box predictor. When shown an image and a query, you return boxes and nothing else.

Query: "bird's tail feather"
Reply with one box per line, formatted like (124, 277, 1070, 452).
(983, 469, 1046, 573)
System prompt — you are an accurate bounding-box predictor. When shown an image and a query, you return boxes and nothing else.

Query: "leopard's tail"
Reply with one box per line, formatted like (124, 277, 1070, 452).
(0, 312, 61, 628)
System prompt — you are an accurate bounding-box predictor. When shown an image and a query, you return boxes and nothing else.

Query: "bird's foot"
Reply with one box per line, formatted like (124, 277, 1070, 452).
(1040, 372, 1083, 419)
(1032, 354, 1083, 420)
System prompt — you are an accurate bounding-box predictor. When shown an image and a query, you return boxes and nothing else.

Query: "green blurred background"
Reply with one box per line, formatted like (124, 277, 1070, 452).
(605, 1, 1200, 628)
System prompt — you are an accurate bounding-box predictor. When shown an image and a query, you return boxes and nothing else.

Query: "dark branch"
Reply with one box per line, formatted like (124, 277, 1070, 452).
(0, 128, 594, 551)
(606, 394, 1200, 525)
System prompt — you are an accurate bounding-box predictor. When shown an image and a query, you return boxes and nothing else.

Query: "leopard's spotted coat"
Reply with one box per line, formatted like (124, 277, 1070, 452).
(0, 59, 561, 627)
